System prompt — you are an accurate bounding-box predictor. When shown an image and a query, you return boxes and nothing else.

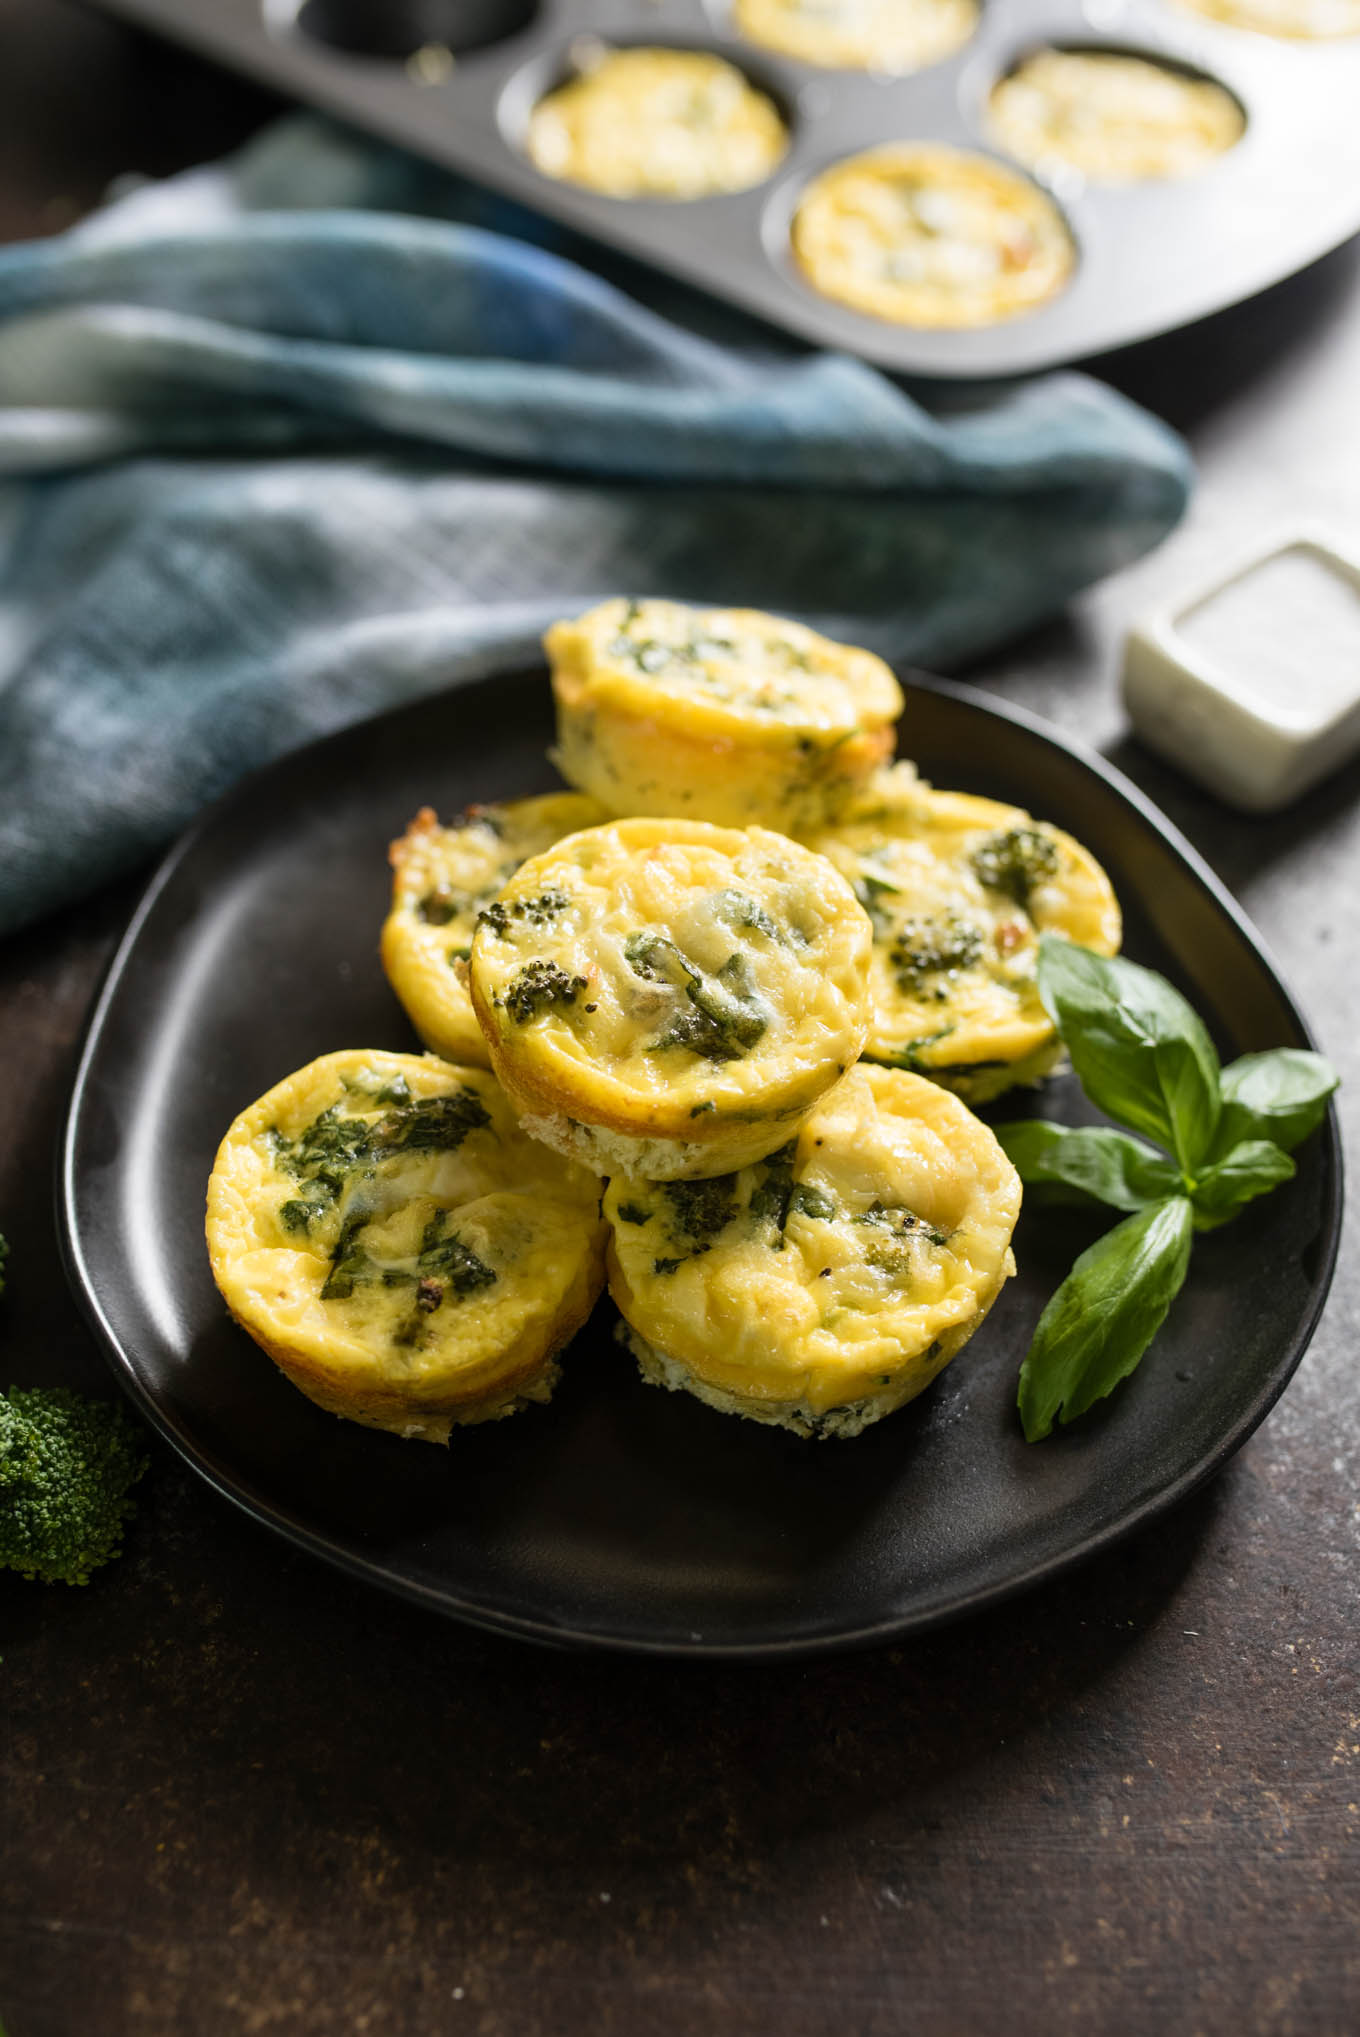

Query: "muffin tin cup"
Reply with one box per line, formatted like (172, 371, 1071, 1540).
(97, 0, 1360, 375)
(291, 0, 540, 61)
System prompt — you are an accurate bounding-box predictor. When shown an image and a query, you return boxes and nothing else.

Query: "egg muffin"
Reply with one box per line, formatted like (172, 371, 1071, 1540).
(1172, 0, 1360, 37)
(467, 818, 873, 1180)
(806, 766, 1121, 1103)
(206, 1049, 606, 1442)
(606, 1063, 1021, 1438)
(791, 142, 1075, 328)
(546, 598, 904, 833)
(381, 793, 610, 1068)
(734, 0, 978, 73)
(525, 46, 788, 200)
(989, 49, 1244, 183)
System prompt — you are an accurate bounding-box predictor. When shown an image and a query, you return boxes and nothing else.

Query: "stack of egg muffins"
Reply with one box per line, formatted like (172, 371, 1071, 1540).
(207, 600, 1120, 1444)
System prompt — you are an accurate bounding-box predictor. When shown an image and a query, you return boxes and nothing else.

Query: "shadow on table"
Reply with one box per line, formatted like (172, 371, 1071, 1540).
(9, 1441, 1235, 1885)
(914, 234, 1360, 445)
(1094, 235, 1360, 438)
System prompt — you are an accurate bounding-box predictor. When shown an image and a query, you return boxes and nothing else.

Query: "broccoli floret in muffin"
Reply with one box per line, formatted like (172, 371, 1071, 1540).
(969, 826, 1059, 908)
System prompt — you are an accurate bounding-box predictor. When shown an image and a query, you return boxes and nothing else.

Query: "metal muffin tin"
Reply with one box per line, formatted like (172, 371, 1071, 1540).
(90, 0, 1360, 375)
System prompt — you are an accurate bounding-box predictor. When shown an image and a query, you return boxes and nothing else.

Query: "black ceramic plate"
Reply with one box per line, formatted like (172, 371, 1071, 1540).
(61, 671, 1341, 1658)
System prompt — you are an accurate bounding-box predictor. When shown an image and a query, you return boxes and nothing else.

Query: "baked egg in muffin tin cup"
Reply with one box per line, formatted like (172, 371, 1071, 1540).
(1170, 0, 1360, 37)
(785, 135, 1077, 329)
(466, 816, 873, 1181)
(508, 34, 793, 200)
(719, 0, 981, 75)
(986, 42, 1246, 185)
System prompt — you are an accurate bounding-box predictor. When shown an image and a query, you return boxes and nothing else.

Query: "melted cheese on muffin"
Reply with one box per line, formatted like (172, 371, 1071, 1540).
(206, 1050, 606, 1442)
(525, 47, 788, 199)
(381, 794, 610, 1067)
(734, 0, 977, 73)
(806, 766, 1121, 1102)
(467, 818, 873, 1180)
(1173, 0, 1360, 35)
(791, 142, 1075, 328)
(990, 50, 1244, 183)
(606, 1063, 1021, 1437)
(547, 598, 903, 832)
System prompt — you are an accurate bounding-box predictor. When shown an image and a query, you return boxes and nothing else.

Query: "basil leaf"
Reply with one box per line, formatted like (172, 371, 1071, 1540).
(1018, 1197, 1194, 1441)
(1037, 937, 1221, 1173)
(1214, 1048, 1338, 1158)
(994, 1120, 1180, 1212)
(1190, 1139, 1295, 1229)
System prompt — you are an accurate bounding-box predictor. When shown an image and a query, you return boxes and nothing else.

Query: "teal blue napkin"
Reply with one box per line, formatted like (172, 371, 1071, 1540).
(0, 117, 1190, 936)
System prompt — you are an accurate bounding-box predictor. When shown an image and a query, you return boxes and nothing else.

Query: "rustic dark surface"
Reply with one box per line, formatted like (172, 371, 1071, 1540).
(0, 5, 1356, 2032)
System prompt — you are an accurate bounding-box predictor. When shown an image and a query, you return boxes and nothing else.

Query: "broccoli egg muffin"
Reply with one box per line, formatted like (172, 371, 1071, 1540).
(467, 817, 873, 1180)
(806, 766, 1121, 1102)
(381, 793, 610, 1068)
(606, 1063, 1021, 1438)
(989, 49, 1244, 183)
(791, 142, 1075, 328)
(734, 0, 978, 74)
(205, 1050, 606, 1442)
(1173, 0, 1360, 37)
(525, 46, 788, 200)
(546, 598, 904, 833)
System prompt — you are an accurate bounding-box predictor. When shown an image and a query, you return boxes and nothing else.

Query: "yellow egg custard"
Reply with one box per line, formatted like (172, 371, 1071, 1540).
(989, 50, 1244, 183)
(791, 142, 1075, 328)
(1173, 0, 1360, 35)
(806, 765, 1121, 1102)
(467, 817, 873, 1180)
(546, 598, 904, 833)
(381, 793, 610, 1068)
(205, 1050, 606, 1442)
(734, 0, 978, 73)
(606, 1063, 1021, 1438)
(525, 46, 788, 199)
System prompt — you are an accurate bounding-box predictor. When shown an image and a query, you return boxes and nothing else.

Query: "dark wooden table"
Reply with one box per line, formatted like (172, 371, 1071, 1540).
(1, 5, 1356, 2031)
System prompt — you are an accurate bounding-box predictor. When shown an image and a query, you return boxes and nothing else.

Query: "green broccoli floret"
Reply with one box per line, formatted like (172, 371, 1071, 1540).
(476, 890, 570, 937)
(502, 959, 588, 1023)
(0, 1386, 148, 1586)
(890, 912, 983, 994)
(970, 826, 1059, 908)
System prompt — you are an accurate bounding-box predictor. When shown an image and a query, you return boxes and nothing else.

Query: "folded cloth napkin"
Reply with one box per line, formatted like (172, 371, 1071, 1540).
(0, 116, 1191, 937)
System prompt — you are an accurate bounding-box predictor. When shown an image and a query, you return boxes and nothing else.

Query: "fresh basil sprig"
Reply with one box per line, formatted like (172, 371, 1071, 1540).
(996, 936, 1338, 1442)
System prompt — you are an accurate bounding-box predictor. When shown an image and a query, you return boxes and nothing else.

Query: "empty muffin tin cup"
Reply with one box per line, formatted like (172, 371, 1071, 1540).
(294, 0, 538, 61)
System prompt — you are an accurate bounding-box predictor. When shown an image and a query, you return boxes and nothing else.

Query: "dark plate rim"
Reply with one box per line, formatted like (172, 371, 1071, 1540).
(57, 668, 1345, 1659)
